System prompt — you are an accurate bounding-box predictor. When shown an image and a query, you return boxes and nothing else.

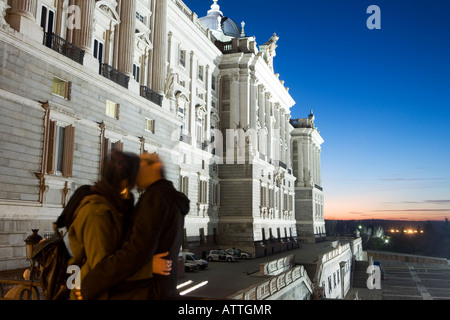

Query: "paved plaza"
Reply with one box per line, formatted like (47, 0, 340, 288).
(177, 246, 450, 300)
(380, 261, 450, 300)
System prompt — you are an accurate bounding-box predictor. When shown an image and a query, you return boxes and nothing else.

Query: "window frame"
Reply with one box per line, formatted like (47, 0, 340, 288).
(105, 100, 119, 120)
(47, 121, 75, 178)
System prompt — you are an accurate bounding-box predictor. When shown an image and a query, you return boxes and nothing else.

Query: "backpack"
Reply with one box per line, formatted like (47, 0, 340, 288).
(30, 230, 71, 300)
(30, 185, 95, 300)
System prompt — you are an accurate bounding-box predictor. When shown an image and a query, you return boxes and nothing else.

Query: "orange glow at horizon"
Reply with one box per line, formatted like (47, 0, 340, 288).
(324, 190, 450, 221)
(324, 202, 449, 221)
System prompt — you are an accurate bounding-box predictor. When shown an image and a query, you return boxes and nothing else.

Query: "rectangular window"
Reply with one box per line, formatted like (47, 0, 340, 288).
(47, 122, 75, 178)
(196, 120, 203, 143)
(52, 77, 71, 100)
(136, 12, 144, 23)
(198, 65, 204, 81)
(179, 48, 186, 67)
(145, 118, 155, 134)
(55, 125, 65, 173)
(100, 136, 123, 175)
(93, 39, 104, 63)
(199, 180, 208, 204)
(111, 141, 123, 152)
(40, 5, 55, 34)
(211, 75, 216, 91)
(260, 186, 266, 207)
(133, 64, 140, 83)
(269, 188, 274, 208)
(106, 100, 119, 119)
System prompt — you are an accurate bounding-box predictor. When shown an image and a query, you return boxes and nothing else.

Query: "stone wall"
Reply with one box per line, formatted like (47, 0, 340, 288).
(0, 26, 181, 270)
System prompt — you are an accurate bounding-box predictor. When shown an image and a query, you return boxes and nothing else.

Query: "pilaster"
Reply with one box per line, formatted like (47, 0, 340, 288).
(118, 0, 136, 76)
(152, 0, 167, 94)
(72, 0, 95, 53)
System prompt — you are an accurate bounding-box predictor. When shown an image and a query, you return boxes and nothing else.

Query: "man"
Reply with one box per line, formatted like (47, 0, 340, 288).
(80, 152, 190, 300)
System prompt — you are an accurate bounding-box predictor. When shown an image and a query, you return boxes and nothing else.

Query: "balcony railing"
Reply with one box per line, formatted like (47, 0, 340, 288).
(0, 279, 42, 300)
(99, 63, 130, 89)
(140, 86, 163, 107)
(277, 161, 287, 169)
(43, 32, 85, 65)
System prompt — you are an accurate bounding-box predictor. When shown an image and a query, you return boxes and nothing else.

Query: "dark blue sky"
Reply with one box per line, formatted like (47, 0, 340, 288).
(183, 0, 450, 220)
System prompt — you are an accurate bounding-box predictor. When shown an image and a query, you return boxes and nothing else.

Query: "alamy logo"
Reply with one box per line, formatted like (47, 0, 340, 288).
(366, 265, 381, 290)
(66, 5, 81, 30)
(169, 128, 288, 166)
(66, 265, 81, 290)
(367, 5, 381, 30)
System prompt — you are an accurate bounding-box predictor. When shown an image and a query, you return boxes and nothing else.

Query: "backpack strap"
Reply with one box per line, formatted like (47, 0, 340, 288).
(56, 185, 95, 230)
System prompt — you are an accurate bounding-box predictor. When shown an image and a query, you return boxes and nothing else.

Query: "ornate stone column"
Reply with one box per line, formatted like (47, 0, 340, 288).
(265, 92, 273, 159)
(72, 0, 95, 53)
(8, 0, 36, 20)
(7, 0, 42, 39)
(249, 77, 258, 131)
(151, 0, 167, 94)
(230, 74, 240, 129)
(118, 0, 136, 76)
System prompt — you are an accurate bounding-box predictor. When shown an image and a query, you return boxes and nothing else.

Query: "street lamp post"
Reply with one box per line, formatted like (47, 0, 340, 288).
(24, 229, 43, 261)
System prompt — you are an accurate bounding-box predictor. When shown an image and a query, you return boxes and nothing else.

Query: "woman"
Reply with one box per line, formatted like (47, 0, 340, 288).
(67, 150, 170, 300)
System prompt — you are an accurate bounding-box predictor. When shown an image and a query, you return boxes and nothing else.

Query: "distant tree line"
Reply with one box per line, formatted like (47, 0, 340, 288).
(326, 218, 450, 259)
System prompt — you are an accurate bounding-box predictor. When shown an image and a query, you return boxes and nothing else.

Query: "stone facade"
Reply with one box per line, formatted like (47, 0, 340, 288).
(0, 0, 323, 270)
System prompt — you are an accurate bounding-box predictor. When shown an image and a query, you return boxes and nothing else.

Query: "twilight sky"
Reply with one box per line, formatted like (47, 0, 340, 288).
(184, 0, 450, 221)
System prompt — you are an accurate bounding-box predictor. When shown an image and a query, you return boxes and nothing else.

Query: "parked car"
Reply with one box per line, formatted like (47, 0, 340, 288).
(184, 261, 200, 272)
(225, 248, 253, 259)
(182, 252, 208, 270)
(206, 249, 238, 262)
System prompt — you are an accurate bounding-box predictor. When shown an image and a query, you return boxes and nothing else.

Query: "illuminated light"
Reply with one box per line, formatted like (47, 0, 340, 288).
(177, 280, 193, 290)
(180, 281, 208, 296)
(390, 229, 395, 233)
(420, 230, 424, 233)
(414, 230, 418, 233)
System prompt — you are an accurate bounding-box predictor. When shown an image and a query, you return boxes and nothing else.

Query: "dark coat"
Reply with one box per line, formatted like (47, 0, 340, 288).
(80, 179, 190, 300)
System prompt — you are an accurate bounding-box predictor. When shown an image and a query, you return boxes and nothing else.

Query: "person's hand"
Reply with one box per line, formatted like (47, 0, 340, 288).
(153, 252, 172, 276)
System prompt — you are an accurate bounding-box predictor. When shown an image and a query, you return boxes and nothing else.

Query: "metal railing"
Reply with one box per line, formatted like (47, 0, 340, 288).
(0, 279, 42, 300)
(100, 63, 130, 89)
(43, 32, 85, 65)
(229, 265, 313, 300)
(140, 86, 163, 107)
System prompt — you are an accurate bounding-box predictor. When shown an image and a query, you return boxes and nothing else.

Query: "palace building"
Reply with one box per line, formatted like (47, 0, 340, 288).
(0, 0, 325, 271)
